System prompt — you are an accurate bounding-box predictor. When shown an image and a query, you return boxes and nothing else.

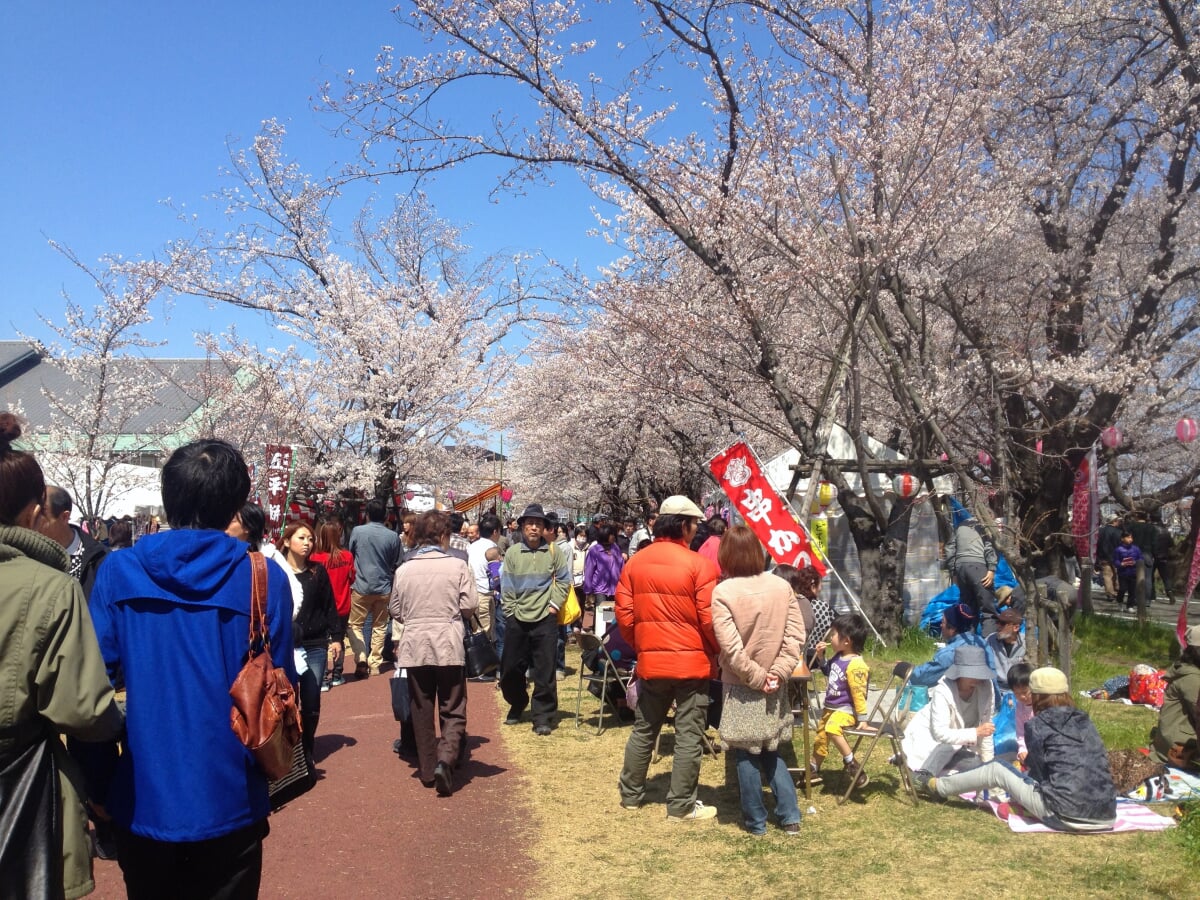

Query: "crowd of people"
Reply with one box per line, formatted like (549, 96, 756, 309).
(3, 409, 1198, 898)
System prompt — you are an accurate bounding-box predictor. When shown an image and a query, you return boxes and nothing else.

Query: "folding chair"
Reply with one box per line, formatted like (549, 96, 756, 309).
(837, 661, 917, 805)
(787, 660, 815, 801)
(574, 633, 633, 734)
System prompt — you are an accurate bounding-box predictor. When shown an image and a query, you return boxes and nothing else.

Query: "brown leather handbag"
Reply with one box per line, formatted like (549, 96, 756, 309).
(229, 552, 302, 781)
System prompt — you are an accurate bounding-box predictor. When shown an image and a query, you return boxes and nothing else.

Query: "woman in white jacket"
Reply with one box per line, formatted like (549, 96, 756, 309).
(902, 645, 996, 778)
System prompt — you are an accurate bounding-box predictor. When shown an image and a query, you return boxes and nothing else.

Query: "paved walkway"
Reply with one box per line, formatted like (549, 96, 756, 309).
(91, 674, 534, 899)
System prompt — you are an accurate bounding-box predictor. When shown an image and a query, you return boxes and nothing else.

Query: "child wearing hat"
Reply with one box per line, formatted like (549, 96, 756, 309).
(915, 667, 1117, 832)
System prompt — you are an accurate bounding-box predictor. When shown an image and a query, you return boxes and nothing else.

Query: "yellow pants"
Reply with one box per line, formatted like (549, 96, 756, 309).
(813, 709, 857, 764)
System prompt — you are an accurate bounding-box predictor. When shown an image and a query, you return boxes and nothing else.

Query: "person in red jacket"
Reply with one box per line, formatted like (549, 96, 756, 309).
(313, 520, 355, 688)
(616, 495, 720, 821)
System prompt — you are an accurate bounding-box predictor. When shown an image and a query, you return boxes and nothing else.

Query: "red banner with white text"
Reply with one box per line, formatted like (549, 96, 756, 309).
(264, 444, 294, 535)
(708, 441, 826, 576)
(1071, 448, 1098, 560)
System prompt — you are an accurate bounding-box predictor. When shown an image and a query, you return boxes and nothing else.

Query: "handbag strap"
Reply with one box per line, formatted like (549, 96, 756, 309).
(248, 551, 270, 655)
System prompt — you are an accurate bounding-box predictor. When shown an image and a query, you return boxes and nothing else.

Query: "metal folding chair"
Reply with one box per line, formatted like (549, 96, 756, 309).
(574, 633, 633, 734)
(837, 661, 917, 805)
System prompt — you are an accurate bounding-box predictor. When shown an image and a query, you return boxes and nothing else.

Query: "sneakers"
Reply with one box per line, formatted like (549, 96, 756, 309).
(782, 822, 801, 836)
(533, 724, 552, 736)
(320, 682, 331, 693)
(555, 669, 566, 681)
(806, 764, 824, 786)
(355, 661, 369, 679)
(503, 707, 525, 725)
(619, 798, 643, 810)
(846, 761, 869, 789)
(330, 675, 345, 687)
(912, 769, 944, 802)
(667, 801, 718, 822)
(468, 673, 497, 683)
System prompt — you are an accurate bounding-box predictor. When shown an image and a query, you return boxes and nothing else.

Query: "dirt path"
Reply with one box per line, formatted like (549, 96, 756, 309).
(91, 674, 535, 899)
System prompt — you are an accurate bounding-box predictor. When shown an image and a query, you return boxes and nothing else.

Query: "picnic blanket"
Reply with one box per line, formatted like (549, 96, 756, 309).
(966, 795, 1176, 833)
(1126, 767, 1200, 803)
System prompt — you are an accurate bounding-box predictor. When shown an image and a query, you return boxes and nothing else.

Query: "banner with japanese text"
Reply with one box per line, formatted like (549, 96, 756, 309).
(264, 444, 294, 535)
(1181, 528, 1200, 646)
(708, 441, 826, 576)
(1071, 448, 1098, 560)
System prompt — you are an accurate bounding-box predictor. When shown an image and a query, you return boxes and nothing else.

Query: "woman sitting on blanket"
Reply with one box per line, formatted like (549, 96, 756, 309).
(901, 645, 996, 778)
(914, 667, 1117, 833)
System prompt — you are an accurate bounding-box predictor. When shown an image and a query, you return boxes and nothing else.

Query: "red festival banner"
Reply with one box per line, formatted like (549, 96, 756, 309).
(1071, 448, 1098, 560)
(708, 441, 826, 576)
(1180, 527, 1200, 647)
(264, 444, 295, 534)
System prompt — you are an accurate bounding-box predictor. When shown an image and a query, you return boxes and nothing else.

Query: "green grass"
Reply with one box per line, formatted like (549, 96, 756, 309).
(1176, 801, 1200, 864)
(1072, 614, 1180, 687)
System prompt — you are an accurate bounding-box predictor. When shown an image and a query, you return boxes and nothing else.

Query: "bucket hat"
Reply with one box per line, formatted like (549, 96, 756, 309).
(944, 645, 994, 682)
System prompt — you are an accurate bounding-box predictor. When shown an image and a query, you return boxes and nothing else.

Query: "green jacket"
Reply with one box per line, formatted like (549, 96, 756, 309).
(500, 538, 570, 623)
(1152, 657, 1199, 767)
(0, 525, 124, 899)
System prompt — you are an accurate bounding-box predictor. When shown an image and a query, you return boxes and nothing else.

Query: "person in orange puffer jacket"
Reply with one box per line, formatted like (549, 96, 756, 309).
(616, 495, 721, 822)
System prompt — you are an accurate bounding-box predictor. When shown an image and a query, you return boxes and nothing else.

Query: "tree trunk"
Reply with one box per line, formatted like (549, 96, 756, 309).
(842, 497, 905, 643)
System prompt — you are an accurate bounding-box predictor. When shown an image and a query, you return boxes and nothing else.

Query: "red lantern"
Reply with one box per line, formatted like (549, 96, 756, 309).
(405, 490, 415, 501)
(446, 489, 456, 504)
(1177, 418, 1198, 443)
(500, 487, 514, 503)
(1100, 426, 1122, 449)
(977, 450, 992, 467)
(1035, 439, 1043, 455)
(893, 473, 918, 499)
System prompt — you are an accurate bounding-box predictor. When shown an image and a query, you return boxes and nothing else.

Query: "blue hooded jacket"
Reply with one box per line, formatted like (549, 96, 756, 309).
(88, 530, 296, 841)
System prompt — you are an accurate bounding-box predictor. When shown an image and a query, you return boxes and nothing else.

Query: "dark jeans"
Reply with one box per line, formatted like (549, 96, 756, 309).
(408, 665, 467, 784)
(499, 614, 559, 728)
(955, 562, 999, 636)
(115, 819, 268, 900)
(330, 613, 350, 678)
(493, 596, 506, 660)
(299, 644, 327, 756)
(1116, 573, 1138, 607)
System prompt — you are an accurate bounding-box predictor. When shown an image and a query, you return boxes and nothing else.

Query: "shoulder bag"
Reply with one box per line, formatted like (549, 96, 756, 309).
(464, 614, 500, 678)
(230, 552, 303, 781)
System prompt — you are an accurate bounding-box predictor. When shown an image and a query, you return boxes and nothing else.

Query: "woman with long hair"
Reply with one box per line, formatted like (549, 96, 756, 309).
(312, 520, 355, 689)
(388, 510, 475, 796)
(0, 412, 124, 897)
(277, 521, 343, 759)
(710, 525, 806, 835)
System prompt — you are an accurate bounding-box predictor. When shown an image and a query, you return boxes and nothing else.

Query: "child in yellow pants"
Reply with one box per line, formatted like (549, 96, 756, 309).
(812, 613, 874, 787)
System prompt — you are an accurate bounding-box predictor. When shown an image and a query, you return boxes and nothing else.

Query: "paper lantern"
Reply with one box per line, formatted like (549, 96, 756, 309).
(446, 489, 456, 503)
(893, 473, 919, 499)
(1100, 426, 1122, 449)
(500, 487, 514, 503)
(1177, 418, 1198, 443)
(817, 481, 836, 509)
(977, 450, 992, 467)
(1035, 439, 1043, 455)
(405, 490, 415, 501)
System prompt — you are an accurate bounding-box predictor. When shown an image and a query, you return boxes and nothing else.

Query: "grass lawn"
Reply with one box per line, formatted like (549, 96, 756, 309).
(498, 618, 1193, 899)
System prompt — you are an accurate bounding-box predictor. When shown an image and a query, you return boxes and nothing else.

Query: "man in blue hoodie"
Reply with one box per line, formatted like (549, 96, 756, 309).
(87, 439, 296, 899)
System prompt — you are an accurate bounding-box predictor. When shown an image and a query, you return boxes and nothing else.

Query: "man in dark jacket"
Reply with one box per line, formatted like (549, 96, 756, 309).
(1095, 515, 1123, 603)
(41, 486, 107, 600)
(1129, 511, 1158, 606)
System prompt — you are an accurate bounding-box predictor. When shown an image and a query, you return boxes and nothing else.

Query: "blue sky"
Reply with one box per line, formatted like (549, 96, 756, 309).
(1, 1, 617, 354)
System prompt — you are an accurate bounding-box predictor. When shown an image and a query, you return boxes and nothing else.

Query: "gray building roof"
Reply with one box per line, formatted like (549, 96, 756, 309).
(0, 340, 239, 439)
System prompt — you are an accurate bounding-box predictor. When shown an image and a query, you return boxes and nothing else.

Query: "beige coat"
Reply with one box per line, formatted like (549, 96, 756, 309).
(390, 547, 476, 667)
(711, 572, 806, 691)
(0, 525, 124, 899)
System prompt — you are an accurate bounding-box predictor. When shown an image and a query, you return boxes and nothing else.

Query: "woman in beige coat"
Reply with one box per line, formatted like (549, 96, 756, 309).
(711, 525, 806, 836)
(0, 413, 124, 898)
(390, 510, 476, 796)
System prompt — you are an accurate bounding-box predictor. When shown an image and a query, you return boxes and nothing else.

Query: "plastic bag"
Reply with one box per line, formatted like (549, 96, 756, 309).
(993, 690, 1018, 756)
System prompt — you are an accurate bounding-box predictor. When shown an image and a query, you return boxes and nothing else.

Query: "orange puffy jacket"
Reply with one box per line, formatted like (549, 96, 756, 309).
(615, 538, 720, 680)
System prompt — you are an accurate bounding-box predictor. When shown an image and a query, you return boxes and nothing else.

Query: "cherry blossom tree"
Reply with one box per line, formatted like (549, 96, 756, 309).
(169, 122, 538, 502)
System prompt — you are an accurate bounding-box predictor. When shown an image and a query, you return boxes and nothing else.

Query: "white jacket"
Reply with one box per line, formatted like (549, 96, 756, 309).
(902, 678, 995, 774)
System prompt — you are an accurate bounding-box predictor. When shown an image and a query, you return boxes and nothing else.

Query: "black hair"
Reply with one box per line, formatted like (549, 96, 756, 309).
(365, 498, 387, 522)
(597, 523, 616, 544)
(479, 513, 501, 540)
(1180, 645, 1200, 668)
(829, 613, 868, 653)
(1120, 530, 1133, 538)
(45, 485, 73, 518)
(161, 439, 251, 531)
(0, 412, 45, 526)
(1007, 662, 1033, 690)
(238, 502, 267, 551)
(449, 511, 465, 532)
(653, 514, 691, 540)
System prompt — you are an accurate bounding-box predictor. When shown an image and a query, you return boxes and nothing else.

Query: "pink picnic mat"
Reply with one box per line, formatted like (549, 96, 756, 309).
(969, 796, 1176, 833)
